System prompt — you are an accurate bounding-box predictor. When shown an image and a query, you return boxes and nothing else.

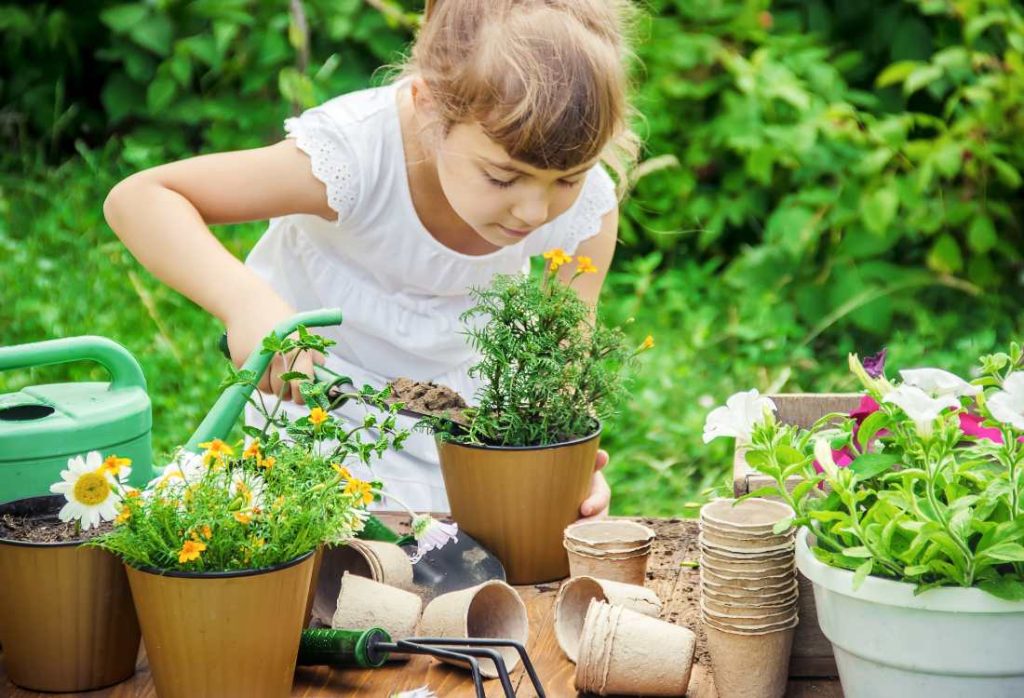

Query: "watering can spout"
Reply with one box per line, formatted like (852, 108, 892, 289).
(183, 308, 343, 453)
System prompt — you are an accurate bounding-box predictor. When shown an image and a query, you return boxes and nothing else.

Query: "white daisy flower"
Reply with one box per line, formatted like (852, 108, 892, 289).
(49, 451, 122, 530)
(410, 515, 458, 563)
(702, 389, 777, 445)
(229, 470, 267, 510)
(988, 372, 1024, 431)
(148, 451, 207, 492)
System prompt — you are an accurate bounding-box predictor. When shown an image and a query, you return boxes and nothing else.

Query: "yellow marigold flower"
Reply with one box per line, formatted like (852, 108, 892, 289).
(640, 335, 655, 350)
(199, 439, 235, 465)
(344, 477, 375, 507)
(234, 511, 253, 525)
(178, 539, 207, 564)
(576, 256, 598, 274)
(542, 248, 572, 270)
(125, 487, 141, 498)
(309, 407, 328, 427)
(99, 455, 132, 477)
(259, 456, 276, 470)
(332, 463, 352, 480)
(242, 440, 261, 460)
(201, 524, 212, 539)
(114, 507, 131, 525)
(252, 537, 265, 548)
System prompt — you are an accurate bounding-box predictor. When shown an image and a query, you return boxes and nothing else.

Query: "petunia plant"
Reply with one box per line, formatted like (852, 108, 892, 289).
(704, 342, 1024, 600)
(62, 326, 454, 572)
(432, 249, 651, 447)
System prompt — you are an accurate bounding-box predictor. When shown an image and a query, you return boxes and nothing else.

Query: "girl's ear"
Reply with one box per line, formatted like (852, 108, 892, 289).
(410, 77, 437, 119)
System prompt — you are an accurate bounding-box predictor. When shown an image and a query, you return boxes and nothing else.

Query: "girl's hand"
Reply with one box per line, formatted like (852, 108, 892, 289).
(578, 449, 611, 521)
(224, 296, 324, 404)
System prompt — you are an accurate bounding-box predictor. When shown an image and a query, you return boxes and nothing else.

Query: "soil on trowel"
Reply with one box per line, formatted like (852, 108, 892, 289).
(387, 377, 470, 425)
(0, 512, 112, 544)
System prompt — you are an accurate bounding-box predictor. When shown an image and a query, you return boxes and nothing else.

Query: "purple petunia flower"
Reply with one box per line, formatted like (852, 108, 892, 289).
(863, 348, 888, 379)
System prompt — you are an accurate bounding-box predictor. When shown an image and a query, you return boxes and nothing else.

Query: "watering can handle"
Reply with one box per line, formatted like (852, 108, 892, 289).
(0, 336, 146, 392)
(183, 308, 343, 452)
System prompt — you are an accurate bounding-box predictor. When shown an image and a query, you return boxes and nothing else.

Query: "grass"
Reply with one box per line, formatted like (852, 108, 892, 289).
(2, 146, 1021, 516)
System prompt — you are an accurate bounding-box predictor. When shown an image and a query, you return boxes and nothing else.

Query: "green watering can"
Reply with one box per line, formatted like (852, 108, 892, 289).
(0, 337, 153, 504)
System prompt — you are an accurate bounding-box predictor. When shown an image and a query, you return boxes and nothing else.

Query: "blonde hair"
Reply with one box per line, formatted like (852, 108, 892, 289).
(394, 0, 642, 200)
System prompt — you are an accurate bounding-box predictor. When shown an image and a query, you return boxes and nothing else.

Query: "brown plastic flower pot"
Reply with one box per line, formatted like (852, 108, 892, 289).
(0, 495, 141, 692)
(436, 425, 600, 584)
(125, 550, 315, 698)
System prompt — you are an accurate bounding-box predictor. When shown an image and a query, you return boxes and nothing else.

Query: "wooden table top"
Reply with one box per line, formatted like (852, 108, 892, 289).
(1, 517, 843, 697)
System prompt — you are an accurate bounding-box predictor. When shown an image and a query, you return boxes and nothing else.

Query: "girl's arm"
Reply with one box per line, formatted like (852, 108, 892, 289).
(103, 140, 334, 402)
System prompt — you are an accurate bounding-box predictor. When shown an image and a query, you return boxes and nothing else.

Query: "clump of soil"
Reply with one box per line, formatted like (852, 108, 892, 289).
(387, 377, 469, 425)
(0, 512, 112, 544)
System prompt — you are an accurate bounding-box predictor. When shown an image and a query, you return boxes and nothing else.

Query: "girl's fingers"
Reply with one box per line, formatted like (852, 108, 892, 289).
(594, 449, 610, 472)
(579, 470, 611, 520)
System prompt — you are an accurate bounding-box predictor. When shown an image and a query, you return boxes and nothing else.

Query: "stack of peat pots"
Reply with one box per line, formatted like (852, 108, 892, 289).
(563, 520, 655, 586)
(699, 498, 798, 698)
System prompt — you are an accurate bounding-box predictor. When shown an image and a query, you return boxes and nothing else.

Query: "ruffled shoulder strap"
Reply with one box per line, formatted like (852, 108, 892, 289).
(526, 164, 618, 256)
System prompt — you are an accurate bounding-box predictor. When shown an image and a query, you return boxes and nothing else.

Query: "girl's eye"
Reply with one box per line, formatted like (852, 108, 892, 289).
(484, 173, 517, 189)
(559, 179, 583, 188)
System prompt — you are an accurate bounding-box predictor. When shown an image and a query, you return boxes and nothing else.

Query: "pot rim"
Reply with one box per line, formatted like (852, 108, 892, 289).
(0, 494, 97, 548)
(126, 548, 316, 579)
(436, 421, 602, 452)
(795, 527, 1024, 613)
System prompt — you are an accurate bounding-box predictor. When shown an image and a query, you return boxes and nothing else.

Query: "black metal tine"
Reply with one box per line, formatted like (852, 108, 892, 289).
(434, 646, 514, 697)
(408, 638, 546, 698)
(394, 640, 486, 698)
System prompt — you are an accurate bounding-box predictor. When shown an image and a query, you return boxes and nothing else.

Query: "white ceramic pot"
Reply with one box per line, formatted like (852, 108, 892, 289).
(795, 528, 1024, 698)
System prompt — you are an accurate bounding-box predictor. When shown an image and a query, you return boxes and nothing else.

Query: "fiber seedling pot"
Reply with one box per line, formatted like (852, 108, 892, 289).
(332, 572, 422, 657)
(310, 539, 413, 625)
(705, 623, 796, 698)
(436, 426, 599, 584)
(700, 498, 795, 534)
(0, 495, 141, 692)
(554, 575, 662, 662)
(125, 551, 315, 698)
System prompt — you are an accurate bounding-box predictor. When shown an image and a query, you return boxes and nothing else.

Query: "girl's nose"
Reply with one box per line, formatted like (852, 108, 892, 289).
(511, 195, 549, 229)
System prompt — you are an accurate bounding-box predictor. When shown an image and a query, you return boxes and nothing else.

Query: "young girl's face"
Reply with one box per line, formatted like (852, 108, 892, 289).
(434, 122, 597, 248)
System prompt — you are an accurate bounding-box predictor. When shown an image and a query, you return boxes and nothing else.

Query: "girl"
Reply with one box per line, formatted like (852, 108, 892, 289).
(104, 0, 641, 516)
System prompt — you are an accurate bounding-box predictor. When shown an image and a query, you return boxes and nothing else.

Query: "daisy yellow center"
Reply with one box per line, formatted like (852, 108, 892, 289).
(74, 472, 111, 505)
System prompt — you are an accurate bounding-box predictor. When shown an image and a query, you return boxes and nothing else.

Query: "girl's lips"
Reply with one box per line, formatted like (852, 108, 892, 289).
(499, 225, 532, 237)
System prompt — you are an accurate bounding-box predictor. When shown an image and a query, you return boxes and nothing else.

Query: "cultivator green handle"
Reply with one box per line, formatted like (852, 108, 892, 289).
(297, 627, 391, 668)
(183, 308, 343, 453)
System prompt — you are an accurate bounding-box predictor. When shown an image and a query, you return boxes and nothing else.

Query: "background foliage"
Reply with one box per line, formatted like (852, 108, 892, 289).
(2, 0, 1022, 515)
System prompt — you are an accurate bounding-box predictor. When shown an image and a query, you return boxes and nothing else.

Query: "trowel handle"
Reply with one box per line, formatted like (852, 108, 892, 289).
(183, 308, 343, 452)
(0, 336, 146, 392)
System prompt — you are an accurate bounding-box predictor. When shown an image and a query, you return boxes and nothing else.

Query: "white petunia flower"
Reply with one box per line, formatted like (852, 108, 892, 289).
(988, 372, 1024, 431)
(702, 389, 777, 445)
(813, 438, 839, 479)
(49, 451, 122, 529)
(899, 368, 980, 398)
(884, 384, 960, 438)
(410, 515, 458, 564)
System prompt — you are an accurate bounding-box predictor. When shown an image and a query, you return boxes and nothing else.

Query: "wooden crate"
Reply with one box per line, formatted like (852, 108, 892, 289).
(732, 392, 861, 679)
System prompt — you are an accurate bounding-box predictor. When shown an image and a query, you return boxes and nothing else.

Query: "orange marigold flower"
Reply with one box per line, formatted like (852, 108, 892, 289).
(640, 335, 654, 350)
(114, 507, 131, 525)
(199, 439, 235, 465)
(234, 511, 253, 525)
(178, 539, 207, 564)
(259, 456, 276, 470)
(201, 524, 212, 539)
(344, 477, 375, 507)
(542, 248, 572, 270)
(576, 256, 598, 274)
(332, 463, 352, 480)
(243, 440, 261, 460)
(309, 407, 329, 427)
(99, 455, 132, 477)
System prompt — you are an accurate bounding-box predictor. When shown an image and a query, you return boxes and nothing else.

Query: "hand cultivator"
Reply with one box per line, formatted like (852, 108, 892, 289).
(298, 628, 546, 698)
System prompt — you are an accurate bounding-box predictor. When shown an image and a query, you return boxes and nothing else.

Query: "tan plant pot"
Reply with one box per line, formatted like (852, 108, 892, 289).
(0, 495, 141, 692)
(705, 623, 796, 698)
(126, 551, 315, 698)
(436, 426, 599, 584)
(554, 576, 662, 662)
(332, 572, 422, 660)
(309, 539, 413, 625)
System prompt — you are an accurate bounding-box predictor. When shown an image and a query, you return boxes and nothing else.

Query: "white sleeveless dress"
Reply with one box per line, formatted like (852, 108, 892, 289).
(244, 78, 617, 512)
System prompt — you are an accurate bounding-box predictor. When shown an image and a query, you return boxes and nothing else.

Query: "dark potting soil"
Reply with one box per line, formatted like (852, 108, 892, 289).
(388, 377, 469, 425)
(0, 511, 113, 544)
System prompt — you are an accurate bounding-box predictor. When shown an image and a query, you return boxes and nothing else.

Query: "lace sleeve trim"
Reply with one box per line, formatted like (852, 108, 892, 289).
(563, 165, 618, 254)
(285, 112, 360, 223)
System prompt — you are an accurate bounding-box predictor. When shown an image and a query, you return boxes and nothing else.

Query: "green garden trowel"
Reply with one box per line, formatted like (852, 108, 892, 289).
(185, 307, 504, 606)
